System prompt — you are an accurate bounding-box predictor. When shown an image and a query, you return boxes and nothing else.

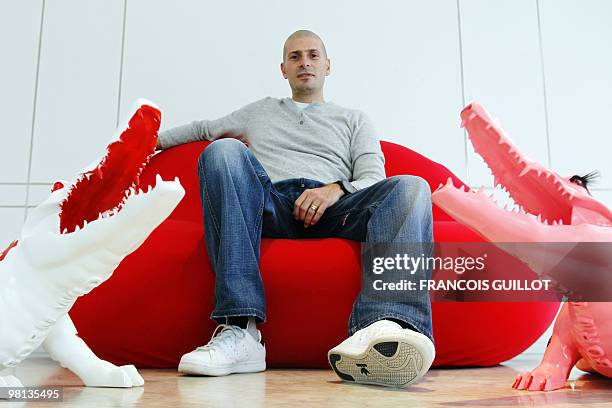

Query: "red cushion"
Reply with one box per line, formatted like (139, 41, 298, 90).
(70, 141, 558, 368)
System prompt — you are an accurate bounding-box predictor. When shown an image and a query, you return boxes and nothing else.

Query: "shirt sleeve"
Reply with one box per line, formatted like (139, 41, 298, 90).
(157, 102, 256, 150)
(349, 111, 386, 191)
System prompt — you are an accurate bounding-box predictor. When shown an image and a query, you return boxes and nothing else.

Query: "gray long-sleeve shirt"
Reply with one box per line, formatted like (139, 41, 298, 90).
(158, 97, 386, 191)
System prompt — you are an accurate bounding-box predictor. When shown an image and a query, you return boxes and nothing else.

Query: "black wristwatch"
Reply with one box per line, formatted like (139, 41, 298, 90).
(334, 180, 357, 195)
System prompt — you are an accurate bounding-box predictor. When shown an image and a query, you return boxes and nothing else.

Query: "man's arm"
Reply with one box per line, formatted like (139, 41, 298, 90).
(348, 112, 386, 190)
(156, 101, 259, 151)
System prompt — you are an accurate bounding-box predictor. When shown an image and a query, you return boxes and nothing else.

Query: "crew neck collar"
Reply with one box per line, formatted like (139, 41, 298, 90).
(283, 97, 328, 110)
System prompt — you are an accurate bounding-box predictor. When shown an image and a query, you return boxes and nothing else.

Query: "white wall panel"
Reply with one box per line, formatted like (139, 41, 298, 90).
(26, 184, 54, 207)
(460, 0, 549, 187)
(0, 208, 26, 249)
(0, 185, 27, 206)
(0, 1, 43, 182)
(540, 0, 612, 187)
(30, 0, 124, 183)
(121, 0, 466, 180)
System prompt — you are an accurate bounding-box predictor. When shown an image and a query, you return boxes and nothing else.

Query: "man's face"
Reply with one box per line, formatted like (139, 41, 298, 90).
(281, 36, 330, 96)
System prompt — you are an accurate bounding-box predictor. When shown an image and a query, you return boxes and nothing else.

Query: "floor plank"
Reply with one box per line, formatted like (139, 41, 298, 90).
(2, 353, 611, 407)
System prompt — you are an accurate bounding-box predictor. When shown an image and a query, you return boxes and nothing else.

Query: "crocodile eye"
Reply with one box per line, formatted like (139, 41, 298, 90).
(51, 181, 65, 192)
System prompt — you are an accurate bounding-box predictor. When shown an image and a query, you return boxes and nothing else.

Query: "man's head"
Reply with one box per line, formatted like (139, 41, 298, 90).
(280, 30, 330, 102)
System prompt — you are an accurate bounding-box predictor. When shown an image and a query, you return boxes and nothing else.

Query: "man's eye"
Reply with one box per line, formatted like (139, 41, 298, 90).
(311, 54, 319, 58)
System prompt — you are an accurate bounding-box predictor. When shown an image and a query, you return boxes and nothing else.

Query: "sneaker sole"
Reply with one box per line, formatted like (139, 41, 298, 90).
(178, 360, 266, 377)
(328, 332, 434, 388)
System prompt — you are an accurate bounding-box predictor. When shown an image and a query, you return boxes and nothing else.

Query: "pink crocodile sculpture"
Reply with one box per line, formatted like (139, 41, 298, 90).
(432, 102, 612, 391)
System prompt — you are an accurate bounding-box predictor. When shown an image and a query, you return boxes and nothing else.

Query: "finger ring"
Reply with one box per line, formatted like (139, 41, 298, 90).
(310, 204, 318, 211)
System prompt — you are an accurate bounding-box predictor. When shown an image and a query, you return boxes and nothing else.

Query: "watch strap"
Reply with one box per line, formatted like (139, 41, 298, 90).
(335, 180, 357, 195)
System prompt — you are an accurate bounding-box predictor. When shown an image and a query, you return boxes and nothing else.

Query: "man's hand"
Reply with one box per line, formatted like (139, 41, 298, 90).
(293, 183, 345, 228)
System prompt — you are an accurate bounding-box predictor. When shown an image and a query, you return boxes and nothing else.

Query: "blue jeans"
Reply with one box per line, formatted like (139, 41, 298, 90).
(198, 138, 434, 342)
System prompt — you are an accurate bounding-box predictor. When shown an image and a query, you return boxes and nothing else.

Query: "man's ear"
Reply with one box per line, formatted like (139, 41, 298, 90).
(325, 58, 331, 76)
(280, 62, 288, 79)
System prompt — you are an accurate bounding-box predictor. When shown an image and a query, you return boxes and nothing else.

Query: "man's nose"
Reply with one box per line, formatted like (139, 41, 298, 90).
(300, 58, 311, 68)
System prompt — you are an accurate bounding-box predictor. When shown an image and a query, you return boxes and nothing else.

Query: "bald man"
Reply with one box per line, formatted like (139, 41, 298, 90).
(158, 30, 435, 388)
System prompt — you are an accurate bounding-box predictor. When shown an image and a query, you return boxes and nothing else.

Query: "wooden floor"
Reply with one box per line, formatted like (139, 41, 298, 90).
(2, 353, 611, 407)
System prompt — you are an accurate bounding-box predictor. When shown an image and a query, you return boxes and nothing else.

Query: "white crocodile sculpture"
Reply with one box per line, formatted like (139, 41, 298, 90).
(0, 100, 184, 391)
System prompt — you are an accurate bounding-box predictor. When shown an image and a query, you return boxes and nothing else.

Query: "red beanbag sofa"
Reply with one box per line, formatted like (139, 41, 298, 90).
(70, 140, 559, 368)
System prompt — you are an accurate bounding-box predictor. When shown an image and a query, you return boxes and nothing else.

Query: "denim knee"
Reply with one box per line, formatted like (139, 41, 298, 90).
(391, 174, 429, 192)
(198, 138, 247, 172)
(388, 175, 431, 207)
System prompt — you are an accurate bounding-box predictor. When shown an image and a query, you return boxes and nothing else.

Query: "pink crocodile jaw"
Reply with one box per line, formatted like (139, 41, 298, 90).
(461, 102, 612, 227)
(432, 179, 612, 243)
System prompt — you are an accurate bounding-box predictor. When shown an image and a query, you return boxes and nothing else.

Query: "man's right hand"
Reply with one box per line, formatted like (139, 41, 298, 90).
(293, 183, 344, 228)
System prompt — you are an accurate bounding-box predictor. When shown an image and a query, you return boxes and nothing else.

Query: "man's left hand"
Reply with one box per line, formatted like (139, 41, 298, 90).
(293, 183, 345, 228)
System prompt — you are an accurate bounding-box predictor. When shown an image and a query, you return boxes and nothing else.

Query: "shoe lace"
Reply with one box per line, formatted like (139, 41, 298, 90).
(196, 324, 246, 356)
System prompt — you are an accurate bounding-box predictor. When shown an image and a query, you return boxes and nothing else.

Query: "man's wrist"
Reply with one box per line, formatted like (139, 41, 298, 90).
(328, 182, 345, 198)
(334, 180, 356, 195)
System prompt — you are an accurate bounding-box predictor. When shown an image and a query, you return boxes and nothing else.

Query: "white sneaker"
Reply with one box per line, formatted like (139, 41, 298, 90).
(178, 323, 266, 376)
(328, 320, 435, 387)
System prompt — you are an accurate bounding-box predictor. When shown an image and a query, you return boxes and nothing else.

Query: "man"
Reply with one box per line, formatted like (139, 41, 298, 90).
(156, 30, 435, 387)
